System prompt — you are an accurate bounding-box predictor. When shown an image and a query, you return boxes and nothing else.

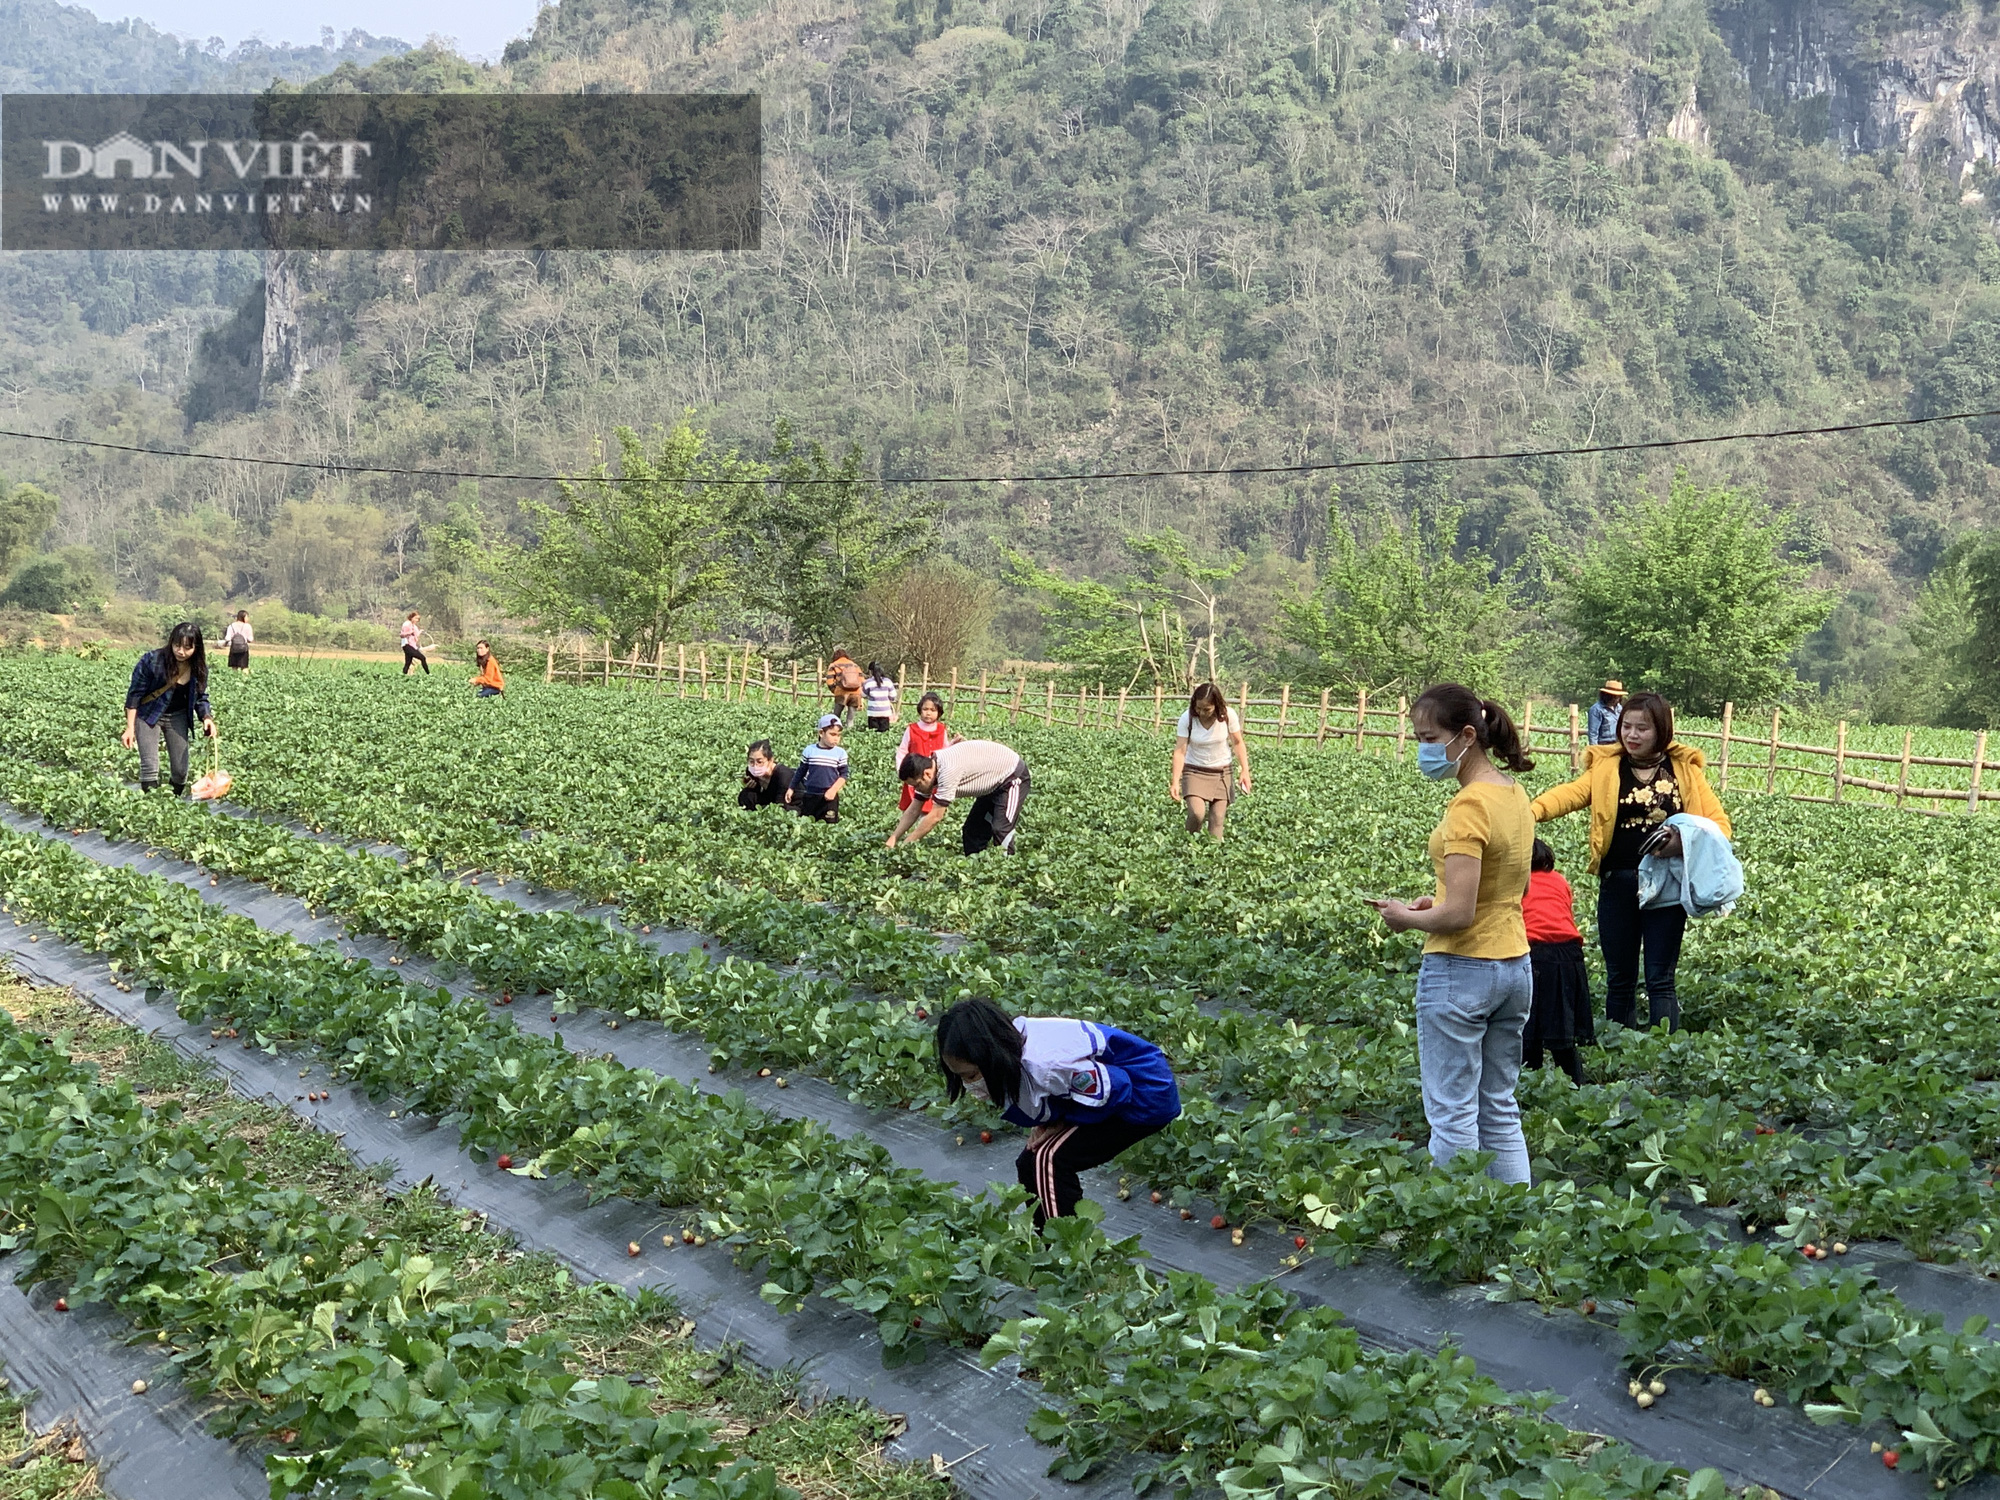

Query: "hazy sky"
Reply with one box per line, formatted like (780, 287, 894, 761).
(112, 0, 542, 62)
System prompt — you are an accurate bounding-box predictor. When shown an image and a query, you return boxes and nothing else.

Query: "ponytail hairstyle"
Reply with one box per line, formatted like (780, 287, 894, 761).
(1531, 838, 1556, 873)
(1411, 683, 1535, 774)
(866, 660, 887, 685)
(1617, 691, 1674, 761)
(935, 997, 1025, 1110)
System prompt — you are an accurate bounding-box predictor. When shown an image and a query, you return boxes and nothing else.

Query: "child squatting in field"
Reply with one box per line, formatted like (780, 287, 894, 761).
(935, 997, 1181, 1224)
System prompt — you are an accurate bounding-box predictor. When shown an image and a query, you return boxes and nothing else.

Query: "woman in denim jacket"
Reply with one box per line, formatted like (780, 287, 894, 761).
(121, 622, 215, 795)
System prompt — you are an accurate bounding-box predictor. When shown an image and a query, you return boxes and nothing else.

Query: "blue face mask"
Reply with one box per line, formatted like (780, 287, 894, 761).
(1417, 735, 1467, 780)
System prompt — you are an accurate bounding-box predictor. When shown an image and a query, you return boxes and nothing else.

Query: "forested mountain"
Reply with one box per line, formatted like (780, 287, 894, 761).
(3, 0, 2000, 709)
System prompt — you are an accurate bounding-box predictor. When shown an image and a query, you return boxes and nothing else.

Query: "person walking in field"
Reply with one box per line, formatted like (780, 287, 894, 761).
(1523, 839, 1593, 1085)
(470, 640, 504, 697)
(889, 738, 1029, 854)
(935, 997, 1180, 1226)
(895, 691, 959, 817)
(400, 611, 429, 676)
(222, 610, 253, 672)
(824, 650, 865, 727)
(121, 622, 217, 797)
(1587, 681, 1624, 745)
(1530, 691, 1728, 1034)
(786, 714, 850, 822)
(863, 662, 898, 730)
(1169, 682, 1252, 840)
(1369, 684, 1538, 1185)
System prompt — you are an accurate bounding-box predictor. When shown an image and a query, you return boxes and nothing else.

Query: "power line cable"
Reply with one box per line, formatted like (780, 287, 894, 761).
(0, 405, 1995, 488)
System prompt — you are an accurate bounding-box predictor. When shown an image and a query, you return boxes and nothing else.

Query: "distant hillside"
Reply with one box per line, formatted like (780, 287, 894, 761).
(4, 0, 2000, 710)
(0, 0, 409, 91)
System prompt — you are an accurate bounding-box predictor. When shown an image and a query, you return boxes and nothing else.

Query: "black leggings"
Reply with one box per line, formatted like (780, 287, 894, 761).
(402, 644, 429, 675)
(1597, 868, 1687, 1031)
(1016, 1115, 1169, 1225)
(1523, 1041, 1587, 1084)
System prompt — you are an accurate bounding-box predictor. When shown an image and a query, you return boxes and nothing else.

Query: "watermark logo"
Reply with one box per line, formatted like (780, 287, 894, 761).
(3, 94, 760, 251)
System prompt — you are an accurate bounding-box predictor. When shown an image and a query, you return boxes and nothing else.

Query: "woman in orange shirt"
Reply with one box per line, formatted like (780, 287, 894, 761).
(470, 640, 505, 698)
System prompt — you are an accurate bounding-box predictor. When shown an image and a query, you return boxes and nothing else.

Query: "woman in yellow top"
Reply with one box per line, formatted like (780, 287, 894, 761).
(1370, 684, 1537, 1184)
(470, 641, 505, 698)
(1529, 691, 1726, 1033)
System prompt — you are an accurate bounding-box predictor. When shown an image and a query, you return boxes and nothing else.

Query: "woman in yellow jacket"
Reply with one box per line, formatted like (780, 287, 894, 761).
(1529, 691, 1727, 1033)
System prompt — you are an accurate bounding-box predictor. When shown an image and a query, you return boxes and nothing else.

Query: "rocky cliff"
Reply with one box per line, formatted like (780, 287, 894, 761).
(1716, 0, 2000, 186)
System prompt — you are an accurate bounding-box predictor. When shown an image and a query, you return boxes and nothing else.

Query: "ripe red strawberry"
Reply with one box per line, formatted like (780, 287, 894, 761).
(500, 991, 512, 1004)
(979, 1130, 993, 1144)
(1211, 1215, 1227, 1230)
(1294, 1235, 1308, 1249)
(1882, 1450, 1900, 1470)
(496, 1153, 513, 1170)
(915, 1008, 928, 1020)
(911, 1316, 922, 1328)
(1290, 1125, 1301, 1135)
(1150, 1191, 1163, 1204)
(53, 1297, 67, 1312)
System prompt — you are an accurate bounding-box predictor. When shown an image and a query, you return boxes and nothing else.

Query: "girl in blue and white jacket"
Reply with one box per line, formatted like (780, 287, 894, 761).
(936, 997, 1180, 1224)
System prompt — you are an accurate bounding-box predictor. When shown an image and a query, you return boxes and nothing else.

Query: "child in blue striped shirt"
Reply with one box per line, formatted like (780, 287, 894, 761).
(786, 714, 850, 823)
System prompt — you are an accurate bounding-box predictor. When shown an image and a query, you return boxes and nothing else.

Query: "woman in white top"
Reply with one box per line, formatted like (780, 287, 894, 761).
(223, 610, 253, 672)
(1169, 681, 1252, 840)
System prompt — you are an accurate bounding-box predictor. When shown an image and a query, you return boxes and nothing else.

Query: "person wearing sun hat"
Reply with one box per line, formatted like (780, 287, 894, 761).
(1587, 680, 1625, 745)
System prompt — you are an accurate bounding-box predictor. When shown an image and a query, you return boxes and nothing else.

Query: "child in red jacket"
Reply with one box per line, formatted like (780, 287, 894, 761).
(1523, 839, 1594, 1084)
(895, 691, 959, 814)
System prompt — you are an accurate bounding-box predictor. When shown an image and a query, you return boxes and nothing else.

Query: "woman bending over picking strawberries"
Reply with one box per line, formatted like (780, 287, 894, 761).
(936, 998, 1180, 1225)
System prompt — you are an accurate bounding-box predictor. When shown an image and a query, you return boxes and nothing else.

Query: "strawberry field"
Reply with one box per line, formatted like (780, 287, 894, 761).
(3, 651, 2000, 1499)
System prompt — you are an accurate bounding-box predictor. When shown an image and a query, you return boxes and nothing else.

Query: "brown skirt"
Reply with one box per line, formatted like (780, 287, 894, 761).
(1182, 764, 1235, 805)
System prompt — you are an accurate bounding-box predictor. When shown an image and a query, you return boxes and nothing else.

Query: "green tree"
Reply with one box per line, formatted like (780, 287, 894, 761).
(733, 422, 935, 660)
(1953, 535, 2000, 729)
(499, 424, 755, 656)
(0, 483, 58, 579)
(1005, 530, 1242, 690)
(407, 482, 487, 636)
(1871, 541, 1979, 727)
(0, 546, 106, 613)
(1554, 475, 1832, 715)
(1279, 505, 1521, 697)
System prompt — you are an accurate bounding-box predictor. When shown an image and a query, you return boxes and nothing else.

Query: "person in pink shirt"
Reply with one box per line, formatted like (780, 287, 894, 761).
(400, 611, 429, 676)
(1522, 839, 1594, 1084)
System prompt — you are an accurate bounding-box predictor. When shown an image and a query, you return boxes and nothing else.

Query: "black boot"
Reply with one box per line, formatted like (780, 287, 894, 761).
(139, 779, 158, 793)
(169, 781, 187, 798)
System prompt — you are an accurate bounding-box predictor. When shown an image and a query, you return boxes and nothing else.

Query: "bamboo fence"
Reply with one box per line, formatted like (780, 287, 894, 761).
(540, 639, 1998, 818)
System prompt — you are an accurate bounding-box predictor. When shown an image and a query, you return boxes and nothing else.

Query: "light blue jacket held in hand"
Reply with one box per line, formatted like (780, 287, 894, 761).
(1637, 812, 1744, 918)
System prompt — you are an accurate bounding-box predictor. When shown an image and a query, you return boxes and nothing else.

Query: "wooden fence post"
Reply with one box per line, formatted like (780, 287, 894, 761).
(789, 660, 799, 701)
(1316, 688, 1330, 748)
(899, 663, 908, 696)
(978, 669, 990, 725)
(1567, 703, 1580, 772)
(1044, 679, 1055, 723)
(1011, 672, 1026, 723)
(1117, 685, 1129, 728)
(1718, 702, 1734, 792)
(1765, 709, 1781, 794)
(1076, 683, 1090, 727)
(1971, 731, 1989, 813)
(1896, 728, 1913, 809)
(601, 641, 610, 687)
(1832, 721, 1847, 803)
(699, 648, 710, 700)
(577, 638, 587, 684)
(1153, 682, 1164, 731)
(1238, 682, 1250, 737)
(921, 662, 931, 696)
(1396, 696, 1409, 760)
(1522, 699, 1534, 758)
(763, 656, 773, 703)
(1355, 687, 1368, 751)
(950, 667, 959, 708)
(815, 658, 824, 707)
(678, 645, 688, 696)
(544, 640, 555, 683)
(1277, 683, 1291, 742)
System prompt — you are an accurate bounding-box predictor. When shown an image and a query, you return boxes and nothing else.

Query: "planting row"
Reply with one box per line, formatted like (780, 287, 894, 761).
(0, 1006, 793, 1500)
(5, 757, 1999, 1282)
(0, 823, 1714, 1498)
(12, 794, 2000, 1485)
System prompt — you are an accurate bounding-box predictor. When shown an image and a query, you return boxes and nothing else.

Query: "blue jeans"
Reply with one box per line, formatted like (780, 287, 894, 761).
(1415, 952, 1533, 1184)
